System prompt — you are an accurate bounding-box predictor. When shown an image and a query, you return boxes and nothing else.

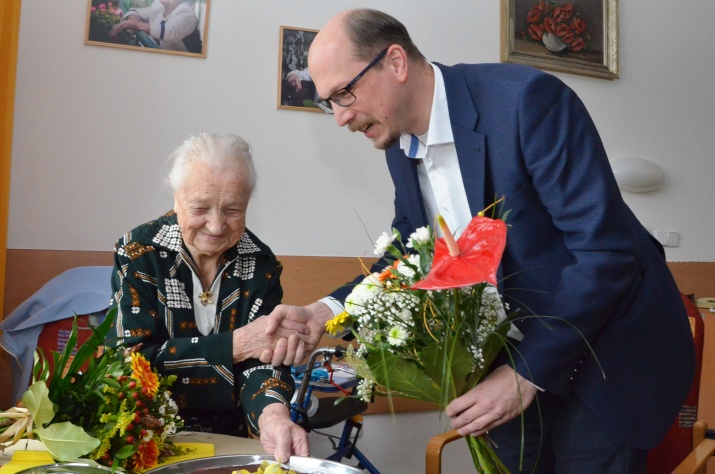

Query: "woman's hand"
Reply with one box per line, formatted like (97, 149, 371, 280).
(109, 15, 150, 41)
(260, 302, 333, 366)
(232, 315, 312, 364)
(257, 404, 309, 464)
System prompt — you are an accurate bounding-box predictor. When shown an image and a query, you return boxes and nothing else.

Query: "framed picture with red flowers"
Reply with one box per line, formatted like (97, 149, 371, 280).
(85, 0, 210, 58)
(501, 0, 618, 80)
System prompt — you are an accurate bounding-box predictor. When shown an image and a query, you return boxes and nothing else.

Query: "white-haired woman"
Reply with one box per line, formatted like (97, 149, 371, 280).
(107, 133, 309, 462)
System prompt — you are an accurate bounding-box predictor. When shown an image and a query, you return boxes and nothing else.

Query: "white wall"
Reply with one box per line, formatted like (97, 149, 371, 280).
(10, 1, 715, 261)
(7, 1, 715, 472)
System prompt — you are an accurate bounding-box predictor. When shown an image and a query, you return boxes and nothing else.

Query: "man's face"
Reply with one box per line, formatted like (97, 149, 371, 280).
(309, 30, 403, 150)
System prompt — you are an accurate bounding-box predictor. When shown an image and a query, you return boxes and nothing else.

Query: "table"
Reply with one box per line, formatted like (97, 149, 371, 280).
(0, 432, 265, 470)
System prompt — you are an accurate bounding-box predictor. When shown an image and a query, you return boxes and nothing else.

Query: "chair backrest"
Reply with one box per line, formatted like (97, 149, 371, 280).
(646, 293, 704, 474)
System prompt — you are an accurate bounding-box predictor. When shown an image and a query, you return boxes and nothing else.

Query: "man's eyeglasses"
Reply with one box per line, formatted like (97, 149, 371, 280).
(315, 48, 389, 111)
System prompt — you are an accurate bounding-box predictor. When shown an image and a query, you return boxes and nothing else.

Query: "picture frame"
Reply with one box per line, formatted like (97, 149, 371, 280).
(85, 0, 210, 58)
(277, 26, 331, 113)
(501, 0, 618, 80)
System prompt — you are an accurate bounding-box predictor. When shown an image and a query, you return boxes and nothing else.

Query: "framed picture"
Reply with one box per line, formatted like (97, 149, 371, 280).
(277, 26, 331, 113)
(85, 0, 210, 58)
(501, 0, 618, 80)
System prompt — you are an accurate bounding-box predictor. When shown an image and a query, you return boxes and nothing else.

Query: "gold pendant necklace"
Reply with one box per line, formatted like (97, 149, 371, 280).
(199, 291, 213, 306)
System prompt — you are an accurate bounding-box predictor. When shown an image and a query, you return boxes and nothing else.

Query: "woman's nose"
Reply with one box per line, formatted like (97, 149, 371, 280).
(205, 212, 226, 233)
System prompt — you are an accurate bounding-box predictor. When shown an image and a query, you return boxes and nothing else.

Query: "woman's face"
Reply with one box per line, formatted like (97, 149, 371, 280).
(174, 160, 249, 264)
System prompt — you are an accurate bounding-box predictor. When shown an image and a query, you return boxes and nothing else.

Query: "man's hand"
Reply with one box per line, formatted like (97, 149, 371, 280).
(257, 403, 309, 463)
(445, 364, 537, 437)
(260, 302, 334, 366)
(232, 315, 311, 364)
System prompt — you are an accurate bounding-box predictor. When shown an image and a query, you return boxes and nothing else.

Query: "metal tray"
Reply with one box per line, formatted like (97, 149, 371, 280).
(16, 462, 117, 473)
(145, 454, 365, 474)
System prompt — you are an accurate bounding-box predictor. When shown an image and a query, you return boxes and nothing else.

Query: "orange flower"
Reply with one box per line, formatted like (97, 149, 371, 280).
(133, 439, 159, 470)
(378, 260, 400, 281)
(131, 352, 159, 397)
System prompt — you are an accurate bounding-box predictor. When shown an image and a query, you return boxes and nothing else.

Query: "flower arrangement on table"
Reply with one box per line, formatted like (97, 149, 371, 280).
(325, 205, 518, 473)
(0, 309, 189, 472)
(522, 1, 590, 53)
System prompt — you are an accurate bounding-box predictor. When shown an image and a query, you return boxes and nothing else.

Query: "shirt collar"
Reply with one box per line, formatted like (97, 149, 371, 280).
(399, 63, 453, 159)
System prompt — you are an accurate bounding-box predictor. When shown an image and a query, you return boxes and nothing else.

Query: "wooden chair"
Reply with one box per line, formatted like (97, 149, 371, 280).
(425, 429, 462, 474)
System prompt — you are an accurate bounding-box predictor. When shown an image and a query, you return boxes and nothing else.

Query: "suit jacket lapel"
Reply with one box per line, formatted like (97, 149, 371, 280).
(387, 148, 430, 227)
(435, 63, 486, 215)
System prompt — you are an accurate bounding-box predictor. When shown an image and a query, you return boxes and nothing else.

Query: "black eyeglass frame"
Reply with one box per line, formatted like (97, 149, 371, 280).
(316, 48, 389, 110)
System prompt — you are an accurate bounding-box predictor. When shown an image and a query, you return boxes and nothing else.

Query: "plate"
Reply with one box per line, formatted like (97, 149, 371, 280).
(16, 462, 117, 473)
(145, 454, 365, 474)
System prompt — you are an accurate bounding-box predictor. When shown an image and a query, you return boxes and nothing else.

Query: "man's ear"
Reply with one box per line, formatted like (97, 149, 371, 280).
(386, 45, 410, 83)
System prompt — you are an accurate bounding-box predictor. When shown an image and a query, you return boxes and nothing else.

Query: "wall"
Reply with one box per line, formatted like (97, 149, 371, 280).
(6, 1, 715, 472)
(9, 1, 715, 260)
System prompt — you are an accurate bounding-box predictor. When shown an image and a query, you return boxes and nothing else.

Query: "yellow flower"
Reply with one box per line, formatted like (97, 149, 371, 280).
(326, 311, 352, 336)
(131, 352, 160, 397)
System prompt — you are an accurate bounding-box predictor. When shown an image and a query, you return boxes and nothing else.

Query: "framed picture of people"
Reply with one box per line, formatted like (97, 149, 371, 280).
(85, 0, 210, 58)
(277, 26, 331, 113)
(501, 0, 618, 80)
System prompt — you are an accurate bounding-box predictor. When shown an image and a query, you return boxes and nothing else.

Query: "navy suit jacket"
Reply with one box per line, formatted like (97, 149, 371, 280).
(333, 62, 695, 449)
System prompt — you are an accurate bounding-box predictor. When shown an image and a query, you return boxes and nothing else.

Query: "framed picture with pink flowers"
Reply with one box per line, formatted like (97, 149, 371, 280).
(85, 0, 210, 58)
(501, 0, 618, 80)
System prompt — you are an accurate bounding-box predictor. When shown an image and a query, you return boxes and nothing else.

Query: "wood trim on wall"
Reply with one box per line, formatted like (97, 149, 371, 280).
(2, 249, 713, 413)
(0, 0, 22, 318)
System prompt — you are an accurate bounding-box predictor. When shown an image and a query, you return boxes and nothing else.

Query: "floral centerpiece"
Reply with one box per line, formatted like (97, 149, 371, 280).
(0, 309, 188, 472)
(326, 206, 518, 473)
(522, 1, 590, 53)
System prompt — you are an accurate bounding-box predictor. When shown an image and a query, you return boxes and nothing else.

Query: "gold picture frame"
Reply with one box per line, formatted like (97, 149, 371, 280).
(85, 0, 210, 58)
(501, 0, 618, 80)
(277, 26, 330, 113)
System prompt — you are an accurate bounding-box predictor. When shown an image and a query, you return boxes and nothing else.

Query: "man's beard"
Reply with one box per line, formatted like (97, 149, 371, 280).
(349, 118, 400, 150)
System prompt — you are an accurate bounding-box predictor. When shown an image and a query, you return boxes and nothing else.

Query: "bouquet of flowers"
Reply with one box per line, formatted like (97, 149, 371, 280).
(0, 309, 187, 472)
(522, 1, 590, 52)
(326, 209, 518, 473)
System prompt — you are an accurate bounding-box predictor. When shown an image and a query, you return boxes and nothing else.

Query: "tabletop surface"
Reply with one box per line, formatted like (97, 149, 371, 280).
(0, 432, 265, 467)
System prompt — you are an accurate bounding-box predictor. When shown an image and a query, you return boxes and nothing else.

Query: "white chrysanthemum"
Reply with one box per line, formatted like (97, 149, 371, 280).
(345, 273, 384, 315)
(395, 254, 420, 279)
(387, 326, 409, 346)
(374, 231, 398, 255)
(406, 226, 431, 248)
(143, 429, 154, 442)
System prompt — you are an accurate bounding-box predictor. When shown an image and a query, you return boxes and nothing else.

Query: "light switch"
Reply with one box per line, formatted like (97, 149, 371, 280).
(653, 230, 679, 247)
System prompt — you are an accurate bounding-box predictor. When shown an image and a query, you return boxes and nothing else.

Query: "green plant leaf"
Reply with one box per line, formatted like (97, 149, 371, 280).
(366, 350, 443, 404)
(65, 309, 116, 378)
(22, 381, 56, 427)
(113, 443, 136, 460)
(37, 421, 99, 461)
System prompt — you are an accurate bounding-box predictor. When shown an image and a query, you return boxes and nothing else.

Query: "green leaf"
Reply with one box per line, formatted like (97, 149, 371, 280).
(113, 443, 136, 459)
(65, 309, 116, 378)
(22, 381, 56, 427)
(366, 350, 443, 404)
(37, 421, 100, 461)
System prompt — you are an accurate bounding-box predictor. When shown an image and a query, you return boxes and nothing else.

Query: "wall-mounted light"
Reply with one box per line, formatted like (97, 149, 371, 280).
(611, 157, 665, 193)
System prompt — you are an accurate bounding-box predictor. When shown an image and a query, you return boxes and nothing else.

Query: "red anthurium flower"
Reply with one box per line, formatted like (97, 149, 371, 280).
(411, 215, 506, 290)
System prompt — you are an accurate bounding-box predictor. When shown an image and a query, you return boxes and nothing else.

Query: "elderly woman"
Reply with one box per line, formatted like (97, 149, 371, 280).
(110, 0, 203, 53)
(106, 133, 308, 462)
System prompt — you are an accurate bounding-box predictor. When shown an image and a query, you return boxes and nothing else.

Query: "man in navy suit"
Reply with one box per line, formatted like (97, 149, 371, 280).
(265, 8, 695, 472)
